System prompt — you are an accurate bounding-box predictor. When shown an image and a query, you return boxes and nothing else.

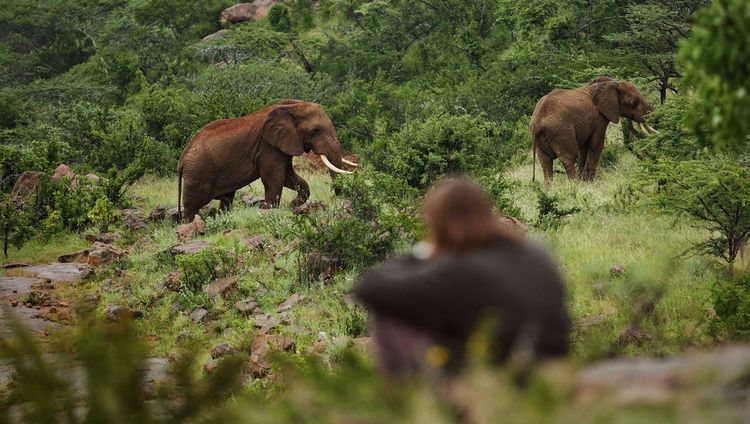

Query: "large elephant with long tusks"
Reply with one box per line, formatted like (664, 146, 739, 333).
(177, 99, 358, 222)
(530, 76, 658, 184)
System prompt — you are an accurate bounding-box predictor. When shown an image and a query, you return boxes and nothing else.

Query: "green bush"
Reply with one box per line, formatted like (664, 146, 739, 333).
(297, 169, 419, 283)
(176, 248, 237, 292)
(268, 5, 293, 33)
(87, 196, 116, 233)
(645, 157, 750, 265)
(0, 194, 33, 256)
(368, 114, 501, 190)
(634, 95, 701, 161)
(712, 274, 750, 339)
(476, 172, 523, 219)
(534, 189, 580, 230)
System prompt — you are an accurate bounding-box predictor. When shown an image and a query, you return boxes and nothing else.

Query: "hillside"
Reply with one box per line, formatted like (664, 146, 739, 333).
(2, 0, 750, 422)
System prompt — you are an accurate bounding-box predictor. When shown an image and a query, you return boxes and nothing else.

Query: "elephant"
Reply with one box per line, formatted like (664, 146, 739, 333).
(177, 100, 358, 221)
(529, 77, 658, 184)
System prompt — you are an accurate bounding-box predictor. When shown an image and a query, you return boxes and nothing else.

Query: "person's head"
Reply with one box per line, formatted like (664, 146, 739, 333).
(423, 177, 521, 255)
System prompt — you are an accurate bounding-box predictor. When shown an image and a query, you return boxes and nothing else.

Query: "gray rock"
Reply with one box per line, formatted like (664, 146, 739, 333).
(103, 304, 142, 322)
(169, 240, 215, 256)
(211, 343, 237, 359)
(84, 232, 122, 244)
(0, 276, 47, 297)
(24, 263, 93, 282)
(253, 313, 280, 334)
(11, 171, 40, 206)
(149, 205, 167, 221)
(277, 293, 303, 313)
(201, 29, 230, 42)
(610, 264, 627, 278)
(219, 1, 282, 24)
(235, 298, 260, 315)
(241, 194, 265, 207)
(189, 308, 209, 324)
(204, 277, 237, 298)
(123, 208, 148, 232)
(293, 200, 327, 215)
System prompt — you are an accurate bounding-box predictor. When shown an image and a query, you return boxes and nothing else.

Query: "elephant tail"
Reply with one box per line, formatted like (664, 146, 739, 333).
(177, 163, 183, 219)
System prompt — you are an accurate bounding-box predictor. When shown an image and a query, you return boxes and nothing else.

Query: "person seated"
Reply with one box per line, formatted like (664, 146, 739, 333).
(353, 177, 570, 377)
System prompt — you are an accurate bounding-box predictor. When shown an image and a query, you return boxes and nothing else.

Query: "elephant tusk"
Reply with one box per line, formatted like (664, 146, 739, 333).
(638, 122, 648, 134)
(644, 123, 659, 134)
(341, 158, 359, 167)
(320, 155, 353, 174)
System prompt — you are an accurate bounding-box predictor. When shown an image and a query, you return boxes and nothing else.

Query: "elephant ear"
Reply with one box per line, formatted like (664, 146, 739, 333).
(592, 81, 621, 123)
(262, 106, 304, 156)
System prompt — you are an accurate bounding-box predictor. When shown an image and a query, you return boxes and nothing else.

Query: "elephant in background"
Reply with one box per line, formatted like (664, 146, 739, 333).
(177, 100, 358, 222)
(529, 77, 658, 184)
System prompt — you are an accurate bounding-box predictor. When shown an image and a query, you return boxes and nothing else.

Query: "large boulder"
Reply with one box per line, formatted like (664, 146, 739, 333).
(52, 164, 75, 181)
(219, 1, 282, 24)
(176, 215, 206, 242)
(249, 334, 295, 377)
(87, 242, 125, 266)
(169, 240, 215, 256)
(203, 277, 237, 298)
(10, 171, 40, 206)
(201, 29, 230, 42)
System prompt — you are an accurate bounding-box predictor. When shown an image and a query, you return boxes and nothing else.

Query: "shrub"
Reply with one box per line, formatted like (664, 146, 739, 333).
(176, 248, 237, 292)
(34, 176, 104, 232)
(476, 172, 522, 219)
(268, 5, 293, 33)
(633, 95, 701, 161)
(297, 169, 419, 283)
(368, 114, 501, 190)
(645, 157, 750, 265)
(88, 196, 116, 233)
(712, 274, 750, 339)
(534, 189, 580, 230)
(0, 194, 33, 256)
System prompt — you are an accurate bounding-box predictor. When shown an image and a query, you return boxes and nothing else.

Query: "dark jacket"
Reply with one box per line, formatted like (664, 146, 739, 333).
(353, 238, 570, 370)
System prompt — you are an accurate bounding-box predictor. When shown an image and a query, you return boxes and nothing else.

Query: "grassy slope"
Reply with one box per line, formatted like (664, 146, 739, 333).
(1, 129, 721, 364)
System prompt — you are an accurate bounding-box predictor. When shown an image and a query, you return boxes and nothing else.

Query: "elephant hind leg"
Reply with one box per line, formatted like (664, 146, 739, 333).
(538, 149, 554, 187)
(559, 155, 578, 180)
(218, 191, 236, 212)
(285, 168, 310, 207)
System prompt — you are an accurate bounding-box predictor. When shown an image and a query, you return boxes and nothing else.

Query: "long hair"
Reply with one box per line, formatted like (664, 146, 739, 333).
(424, 177, 521, 256)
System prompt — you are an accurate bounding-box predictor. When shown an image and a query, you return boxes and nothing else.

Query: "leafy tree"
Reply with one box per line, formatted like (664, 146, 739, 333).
(680, 0, 750, 151)
(606, 1, 708, 104)
(648, 157, 750, 266)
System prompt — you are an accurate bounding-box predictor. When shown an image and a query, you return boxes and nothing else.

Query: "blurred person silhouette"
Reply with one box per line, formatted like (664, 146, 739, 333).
(353, 177, 569, 377)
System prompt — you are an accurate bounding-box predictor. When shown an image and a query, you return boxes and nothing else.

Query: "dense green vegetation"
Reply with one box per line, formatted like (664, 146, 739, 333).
(1, 0, 750, 421)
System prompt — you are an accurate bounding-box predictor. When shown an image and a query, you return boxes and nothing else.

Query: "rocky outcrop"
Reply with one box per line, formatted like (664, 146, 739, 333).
(24, 263, 93, 282)
(176, 215, 205, 242)
(87, 242, 125, 266)
(52, 164, 75, 181)
(169, 240, 215, 256)
(575, 345, 750, 406)
(201, 29, 230, 42)
(249, 333, 295, 377)
(11, 171, 40, 206)
(204, 277, 237, 298)
(219, 1, 283, 25)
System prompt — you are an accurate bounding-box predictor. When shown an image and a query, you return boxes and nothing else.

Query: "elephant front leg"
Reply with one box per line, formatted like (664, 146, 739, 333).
(580, 131, 606, 181)
(285, 169, 310, 207)
(260, 168, 285, 209)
